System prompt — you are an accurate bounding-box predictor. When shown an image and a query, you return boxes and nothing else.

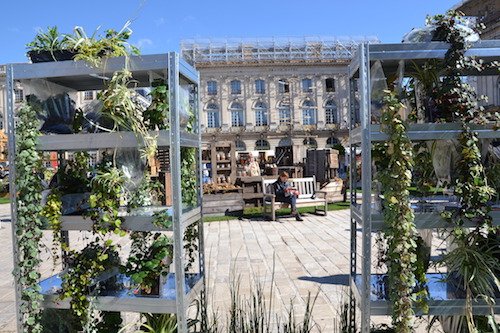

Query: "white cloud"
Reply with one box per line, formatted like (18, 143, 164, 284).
(154, 17, 166, 27)
(137, 38, 153, 49)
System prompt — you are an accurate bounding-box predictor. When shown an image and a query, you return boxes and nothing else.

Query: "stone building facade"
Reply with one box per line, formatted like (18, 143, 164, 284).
(181, 38, 377, 164)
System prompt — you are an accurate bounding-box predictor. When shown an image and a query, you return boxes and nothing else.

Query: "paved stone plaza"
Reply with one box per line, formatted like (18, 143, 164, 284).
(0, 203, 353, 332)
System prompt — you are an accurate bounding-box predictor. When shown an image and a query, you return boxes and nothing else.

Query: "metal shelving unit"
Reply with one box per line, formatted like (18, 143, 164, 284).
(6, 52, 206, 333)
(348, 41, 500, 332)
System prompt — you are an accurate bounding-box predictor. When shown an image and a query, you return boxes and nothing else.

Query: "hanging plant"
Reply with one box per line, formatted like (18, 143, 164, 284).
(87, 167, 126, 236)
(98, 69, 157, 158)
(14, 104, 45, 333)
(123, 232, 172, 295)
(41, 191, 64, 267)
(144, 80, 169, 131)
(374, 91, 427, 332)
(61, 240, 120, 325)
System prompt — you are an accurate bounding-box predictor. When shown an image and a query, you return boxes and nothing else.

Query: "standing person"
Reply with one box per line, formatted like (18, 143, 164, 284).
(246, 155, 261, 177)
(273, 171, 303, 221)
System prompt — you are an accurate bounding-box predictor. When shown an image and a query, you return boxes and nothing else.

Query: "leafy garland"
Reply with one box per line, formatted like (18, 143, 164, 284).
(374, 91, 427, 332)
(428, 11, 499, 332)
(14, 104, 44, 333)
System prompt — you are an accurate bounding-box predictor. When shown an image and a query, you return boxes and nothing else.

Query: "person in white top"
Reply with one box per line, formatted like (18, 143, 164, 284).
(246, 156, 261, 177)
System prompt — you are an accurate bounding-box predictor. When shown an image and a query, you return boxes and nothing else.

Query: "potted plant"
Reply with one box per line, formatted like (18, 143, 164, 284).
(26, 26, 76, 63)
(123, 232, 172, 296)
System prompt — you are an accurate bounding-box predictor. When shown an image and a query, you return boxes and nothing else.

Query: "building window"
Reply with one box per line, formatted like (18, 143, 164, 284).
(278, 79, 289, 93)
(325, 78, 335, 92)
(254, 101, 268, 126)
(230, 80, 241, 94)
(325, 100, 338, 124)
(84, 91, 94, 100)
(303, 138, 317, 149)
(207, 81, 217, 95)
(255, 139, 270, 150)
(326, 137, 339, 148)
(229, 102, 244, 127)
(206, 103, 220, 128)
(255, 79, 266, 94)
(235, 140, 246, 151)
(302, 78, 313, 93)
(14, 89, 23, 103)
(302, 100, 316, 125)
(278, 101, 291, 124)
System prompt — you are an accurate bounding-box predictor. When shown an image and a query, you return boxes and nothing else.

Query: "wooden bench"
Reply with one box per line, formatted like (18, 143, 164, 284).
(262, 176, 327, 221)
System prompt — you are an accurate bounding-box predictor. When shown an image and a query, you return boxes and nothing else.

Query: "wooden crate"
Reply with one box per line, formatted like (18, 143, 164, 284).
(202, 190, 244, 216)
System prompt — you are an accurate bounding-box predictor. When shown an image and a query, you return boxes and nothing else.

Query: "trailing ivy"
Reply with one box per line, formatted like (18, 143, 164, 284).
(41, 191, 64, 267)
(14, 103, 44, 333)
(87, 167, 126, 236)
(181, 147, 199, 271)
(374, 91, 427, 332)
(421, 11, 500, 332)
(61, 240, 119, 325)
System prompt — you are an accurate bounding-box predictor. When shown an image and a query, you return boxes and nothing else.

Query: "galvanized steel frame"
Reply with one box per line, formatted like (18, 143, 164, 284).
(6, 52, 205, 333)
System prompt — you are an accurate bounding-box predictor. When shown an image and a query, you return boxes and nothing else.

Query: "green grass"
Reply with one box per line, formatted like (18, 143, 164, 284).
(0, 197, 10, 204)
(203, 201, 350, 222)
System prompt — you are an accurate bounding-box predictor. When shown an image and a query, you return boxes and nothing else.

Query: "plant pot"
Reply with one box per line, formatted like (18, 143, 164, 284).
(139, 277, 161, 297)
(28, 50, 77, 63)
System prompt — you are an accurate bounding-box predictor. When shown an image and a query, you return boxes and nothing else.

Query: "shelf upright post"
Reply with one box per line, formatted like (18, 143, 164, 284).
(348, 74, 357, 332)
(359, 43, 372, 333)
(194, 75, 208, 331)
(5, 64, 23, 333)
(169, 52, 188, 333)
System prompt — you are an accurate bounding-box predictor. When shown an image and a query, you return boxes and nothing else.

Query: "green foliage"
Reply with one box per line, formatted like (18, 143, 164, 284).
(127, 174, 164, 210)
(15, 103, 44, 333)
(88, 167, 126, 235)
(26, 26, 69, 53)
(374, 91, 427, 332)
(66, 21, 140, 67)
(54, 152, 91, 194)
(41, 191, 64, 266)
(98, 69, 157, 158)
(144, 80, 169, 130)
(123, 232, 172, 294)
(61, 240, 120, 324)
(183, 225, 198, 272)
(181, 147, 198, 208)
(137, 313, 178, 333)
(412, 142, 436, 196)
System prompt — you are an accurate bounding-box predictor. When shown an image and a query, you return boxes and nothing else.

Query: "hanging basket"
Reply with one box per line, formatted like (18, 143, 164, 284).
(28, 50, 77, 63)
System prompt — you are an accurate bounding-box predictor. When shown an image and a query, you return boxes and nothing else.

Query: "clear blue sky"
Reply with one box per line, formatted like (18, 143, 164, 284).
(1, 0, 459, 64)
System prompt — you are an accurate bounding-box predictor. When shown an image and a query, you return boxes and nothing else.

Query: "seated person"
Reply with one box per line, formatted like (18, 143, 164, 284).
(273, 171, 303, 221)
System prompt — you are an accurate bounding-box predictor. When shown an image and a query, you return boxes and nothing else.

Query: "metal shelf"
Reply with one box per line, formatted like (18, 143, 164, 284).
(352, 274, 500, 316)
(6, 52, 206, 333)
(349, 41, 500, 78)
(37, 130, 199, 151)
(350, 123, 500, 145)
(59, 206, 201, 232)
(348, 41, 500, 332)
(39, 272, 203, 314)
(11, 54, 199, 90)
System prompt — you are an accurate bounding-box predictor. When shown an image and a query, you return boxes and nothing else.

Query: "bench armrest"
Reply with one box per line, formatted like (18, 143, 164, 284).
(315, 190, 328, 198)
(263, 193, 276, 199)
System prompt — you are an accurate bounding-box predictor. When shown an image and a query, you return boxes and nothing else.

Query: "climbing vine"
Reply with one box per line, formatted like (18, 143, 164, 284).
(181, 147, 199, 271)
(14, 103, 44, 333)
(374, 91, 427, 332)
(428, 11, 499, 332)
